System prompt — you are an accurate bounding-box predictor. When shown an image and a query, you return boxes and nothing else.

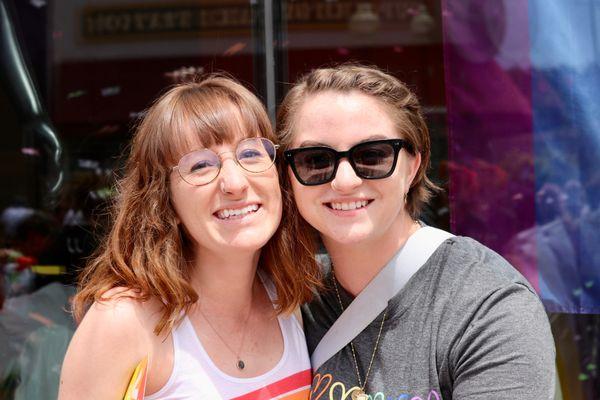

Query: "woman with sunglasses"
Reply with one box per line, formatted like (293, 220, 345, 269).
(59, 76, 319, 399)
(277, 65, 555, 399)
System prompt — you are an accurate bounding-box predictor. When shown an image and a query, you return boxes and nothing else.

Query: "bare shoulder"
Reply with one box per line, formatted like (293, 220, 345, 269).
(58, 288, 166, 399)
(90, 287, 164, 331)
(74, 287, 169, 357)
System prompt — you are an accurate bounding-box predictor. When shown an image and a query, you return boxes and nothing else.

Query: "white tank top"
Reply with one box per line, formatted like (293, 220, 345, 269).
(145, 276, 311, 400)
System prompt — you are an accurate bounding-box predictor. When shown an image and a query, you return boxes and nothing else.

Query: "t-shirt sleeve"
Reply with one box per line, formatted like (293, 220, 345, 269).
(449, 282, 556, 400)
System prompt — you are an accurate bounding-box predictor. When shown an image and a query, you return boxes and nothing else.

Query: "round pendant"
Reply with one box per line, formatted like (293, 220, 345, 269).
(351, 390, 369, 400)
(237, 360, 245, 370)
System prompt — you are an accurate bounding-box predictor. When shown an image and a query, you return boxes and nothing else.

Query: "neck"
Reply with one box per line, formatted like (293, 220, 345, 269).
(324, 213, 420, 297)
(190, 248, 261, 315)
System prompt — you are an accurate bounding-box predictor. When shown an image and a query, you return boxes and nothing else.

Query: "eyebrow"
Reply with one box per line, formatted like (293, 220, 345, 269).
(297, 134, 390, 148)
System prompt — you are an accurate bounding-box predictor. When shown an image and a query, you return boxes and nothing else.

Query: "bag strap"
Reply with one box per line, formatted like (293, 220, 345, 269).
(310, 226, 454, 371)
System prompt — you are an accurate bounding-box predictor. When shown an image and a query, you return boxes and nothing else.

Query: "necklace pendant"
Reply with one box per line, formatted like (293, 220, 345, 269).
(351, 389, 369, 400)
(237, 360, 245, 370)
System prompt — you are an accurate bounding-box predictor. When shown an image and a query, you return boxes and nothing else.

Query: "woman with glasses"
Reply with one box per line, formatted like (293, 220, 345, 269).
(277, 65, 555, 399)
(59, 76, 319, 399)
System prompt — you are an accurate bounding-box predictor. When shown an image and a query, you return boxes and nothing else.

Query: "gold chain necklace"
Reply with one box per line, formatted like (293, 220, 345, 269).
(198, 292, 253, 370)
(332, 271, 387, 400)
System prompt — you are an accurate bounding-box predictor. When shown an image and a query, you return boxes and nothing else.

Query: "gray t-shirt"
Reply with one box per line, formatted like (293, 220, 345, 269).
(303, 237, 556, 399)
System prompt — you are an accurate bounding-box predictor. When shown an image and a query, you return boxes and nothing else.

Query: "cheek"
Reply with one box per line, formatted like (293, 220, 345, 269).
(171, 193, 194, 228)
(266, 171, 283, 203)
(290, 179, 308, 206)
(169, 181, 204, 227)
(291, 180, 321, 221)
(272, 186, 283, 222)
(169, 184, 184, 218)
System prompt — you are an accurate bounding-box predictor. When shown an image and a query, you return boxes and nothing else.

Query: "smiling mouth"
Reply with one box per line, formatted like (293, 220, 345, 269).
(325, 200, 372, 211)
(215, 204, 261, 220)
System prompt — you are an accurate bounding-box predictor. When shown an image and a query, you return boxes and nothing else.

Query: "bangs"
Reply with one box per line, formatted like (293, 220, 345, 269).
(163, 87, 268, 164)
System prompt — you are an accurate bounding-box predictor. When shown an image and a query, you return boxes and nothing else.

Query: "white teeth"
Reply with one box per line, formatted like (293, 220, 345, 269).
(217, 204, 260, 220)
(329, 201, 369, 211)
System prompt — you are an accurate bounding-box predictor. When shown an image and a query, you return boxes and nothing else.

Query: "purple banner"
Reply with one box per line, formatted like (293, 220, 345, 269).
(442, 0, 538, 290)
(443, 0, 600, 313)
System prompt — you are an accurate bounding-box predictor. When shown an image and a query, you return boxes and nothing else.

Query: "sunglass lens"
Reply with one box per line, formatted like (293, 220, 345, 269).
(292, 148, 336, 185)
(352, 142, 396, 178)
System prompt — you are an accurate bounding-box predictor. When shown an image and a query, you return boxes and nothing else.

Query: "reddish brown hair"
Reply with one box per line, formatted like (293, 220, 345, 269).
(73, 75, 321, 335)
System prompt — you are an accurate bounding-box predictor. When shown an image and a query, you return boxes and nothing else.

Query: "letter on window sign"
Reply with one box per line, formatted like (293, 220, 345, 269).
(326, 3, 348, 20)
(149, 12, 162, 31)
(162, 12, 176, 30)
(315, 3, 326, 20)
(179, 10, 193, 30)
(287, 3, 311, 22)
(105, 13, 131, 34)
(83, 15, 96, 35)
(133, 13, 150, 31)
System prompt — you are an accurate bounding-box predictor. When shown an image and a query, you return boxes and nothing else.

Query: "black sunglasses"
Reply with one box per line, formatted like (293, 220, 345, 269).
(284, 139, 415, 186)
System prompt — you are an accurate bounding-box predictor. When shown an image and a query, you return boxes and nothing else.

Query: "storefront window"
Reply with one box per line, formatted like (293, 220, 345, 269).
(1, 1, 262, 397)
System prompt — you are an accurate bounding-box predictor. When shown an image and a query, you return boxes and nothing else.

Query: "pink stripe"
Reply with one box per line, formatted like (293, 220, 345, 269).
(231, 369, 312, 400)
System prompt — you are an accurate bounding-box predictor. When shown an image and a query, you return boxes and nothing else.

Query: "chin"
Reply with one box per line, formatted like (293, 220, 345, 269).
(224, 233, 274, 251)
(322, 227, 376, 246)
(227, 243, 267, 253)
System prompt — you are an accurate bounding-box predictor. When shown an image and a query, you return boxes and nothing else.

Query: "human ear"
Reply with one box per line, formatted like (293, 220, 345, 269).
(407, 151, 421, 188)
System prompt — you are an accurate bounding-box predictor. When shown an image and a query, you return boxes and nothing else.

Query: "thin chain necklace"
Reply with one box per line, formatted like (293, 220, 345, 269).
(198, 289, 254, 370)
(332, 270, 387, 400)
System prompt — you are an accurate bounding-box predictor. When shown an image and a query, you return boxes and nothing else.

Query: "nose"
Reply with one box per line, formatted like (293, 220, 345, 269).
(331, 159, 362, 192)
(218, 156, 249, 195)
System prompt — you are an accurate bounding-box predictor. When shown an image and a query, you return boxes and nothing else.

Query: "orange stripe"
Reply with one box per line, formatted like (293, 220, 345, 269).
(278, 387, 310, 400)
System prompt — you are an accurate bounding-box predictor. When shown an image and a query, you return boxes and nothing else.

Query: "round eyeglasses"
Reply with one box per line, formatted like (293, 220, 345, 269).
(173, 137, 279, 186)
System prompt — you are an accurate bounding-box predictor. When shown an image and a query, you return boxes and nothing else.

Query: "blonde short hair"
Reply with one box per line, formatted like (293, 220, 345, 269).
(277, 64, 439, 219)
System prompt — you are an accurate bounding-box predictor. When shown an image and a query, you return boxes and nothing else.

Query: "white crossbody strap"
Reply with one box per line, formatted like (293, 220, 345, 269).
(311, 226, 454, 371)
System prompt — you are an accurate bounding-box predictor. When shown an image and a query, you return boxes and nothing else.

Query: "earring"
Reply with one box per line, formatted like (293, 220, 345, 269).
(404, 192, 408, 202)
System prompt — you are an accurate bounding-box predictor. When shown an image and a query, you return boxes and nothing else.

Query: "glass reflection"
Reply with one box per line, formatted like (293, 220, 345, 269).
(0, 0, 63, 197)
(1, 0, 258, 398)
(443, 0, 600, 396)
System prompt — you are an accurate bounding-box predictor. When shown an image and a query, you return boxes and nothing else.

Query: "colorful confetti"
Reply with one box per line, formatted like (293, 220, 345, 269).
(101, 86, 121, 97)
(30, 0, 46, 8)
(223, 42, 247, 56)
(21, 147, 40, 156)
(67, 90, 86, 99)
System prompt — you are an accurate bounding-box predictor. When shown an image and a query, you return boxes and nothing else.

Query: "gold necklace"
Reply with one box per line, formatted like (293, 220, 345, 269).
(332, 271, 387, 400)
(198, 292, 254, 370)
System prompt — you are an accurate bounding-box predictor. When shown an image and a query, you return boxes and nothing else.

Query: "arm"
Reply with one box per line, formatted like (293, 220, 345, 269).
(58, 296, 149, 400)
(450, 283, 556, 400)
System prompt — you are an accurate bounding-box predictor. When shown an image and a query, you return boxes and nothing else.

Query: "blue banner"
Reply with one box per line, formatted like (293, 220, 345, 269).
(530, 0, 600, 313)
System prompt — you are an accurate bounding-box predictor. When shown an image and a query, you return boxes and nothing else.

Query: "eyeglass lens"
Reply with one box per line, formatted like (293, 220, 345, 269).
(177, 138, 276, 186)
